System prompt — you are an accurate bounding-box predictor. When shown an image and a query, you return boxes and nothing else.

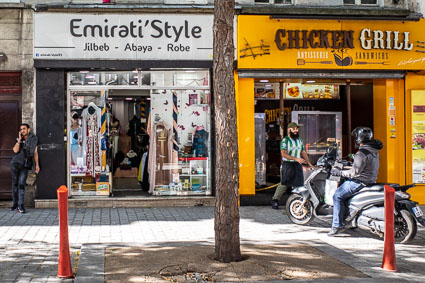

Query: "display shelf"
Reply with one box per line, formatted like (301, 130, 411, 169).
(178, 157, 208, 161)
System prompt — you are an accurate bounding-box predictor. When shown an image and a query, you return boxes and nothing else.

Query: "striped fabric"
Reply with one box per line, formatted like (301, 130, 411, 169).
(280, 136, 305, 162)
(100, 90, 107, 168)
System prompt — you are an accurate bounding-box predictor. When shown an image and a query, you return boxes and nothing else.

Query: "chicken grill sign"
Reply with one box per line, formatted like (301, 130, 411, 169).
(33, 13, 213, 60)
(237, 16, 425, 70)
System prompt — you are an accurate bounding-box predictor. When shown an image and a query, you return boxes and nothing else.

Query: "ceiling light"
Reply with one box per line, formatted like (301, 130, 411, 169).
(259, 80, 269, 83)
(306, 80, 316, 83)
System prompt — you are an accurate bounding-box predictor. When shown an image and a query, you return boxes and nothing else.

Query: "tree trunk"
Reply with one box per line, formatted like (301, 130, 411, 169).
(213, 0, 241, 263)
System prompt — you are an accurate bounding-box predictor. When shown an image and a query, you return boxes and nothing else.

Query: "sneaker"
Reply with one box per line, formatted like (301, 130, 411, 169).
(17, 207, 26, 214)
(9, 206, 18, 212)
(327, 227, 344, 236)
(271, 200, 279, 210)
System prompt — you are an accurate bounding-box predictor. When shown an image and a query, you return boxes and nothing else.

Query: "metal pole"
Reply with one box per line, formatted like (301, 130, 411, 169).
(279, 81, 284, 133)
(346, 80, 352, 154)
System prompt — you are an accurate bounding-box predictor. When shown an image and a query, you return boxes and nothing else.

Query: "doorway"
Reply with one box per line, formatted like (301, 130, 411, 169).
(0, 73, 22, 200)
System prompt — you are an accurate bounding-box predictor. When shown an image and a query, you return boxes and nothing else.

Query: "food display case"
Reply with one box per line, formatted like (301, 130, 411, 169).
(254, 113, 267, 185)
(291, 111, 342, 165)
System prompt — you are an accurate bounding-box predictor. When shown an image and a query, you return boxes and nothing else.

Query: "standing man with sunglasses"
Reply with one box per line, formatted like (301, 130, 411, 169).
(10, 123, 40, 213)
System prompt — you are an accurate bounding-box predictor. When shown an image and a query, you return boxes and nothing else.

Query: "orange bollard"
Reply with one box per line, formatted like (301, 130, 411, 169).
(382, 185, 397, 272)
(57, 185, 73, 278)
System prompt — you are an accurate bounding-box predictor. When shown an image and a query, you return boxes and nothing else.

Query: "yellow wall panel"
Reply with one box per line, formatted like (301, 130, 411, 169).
(236, 77, 255, 195)
(373, 79, 405, 185)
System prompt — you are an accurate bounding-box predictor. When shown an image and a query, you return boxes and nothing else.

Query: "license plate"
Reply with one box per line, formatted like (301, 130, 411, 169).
(412, 206, 424, 217)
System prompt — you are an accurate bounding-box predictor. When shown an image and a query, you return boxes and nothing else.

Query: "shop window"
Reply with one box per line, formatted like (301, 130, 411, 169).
(411, 90, 425, 184)
(67, 70, 211, 197)
(150, 88, 211, 195)
(69, 71, 139, 86)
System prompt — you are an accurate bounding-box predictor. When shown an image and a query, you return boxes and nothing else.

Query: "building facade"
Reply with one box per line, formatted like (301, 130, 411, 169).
(235, 0, 425, 204)
(1, 0, 424, 204)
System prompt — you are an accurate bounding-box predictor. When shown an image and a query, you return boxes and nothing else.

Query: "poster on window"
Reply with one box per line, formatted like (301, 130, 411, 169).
(284, 83, 339, 100)
(412, 90, 425, 183)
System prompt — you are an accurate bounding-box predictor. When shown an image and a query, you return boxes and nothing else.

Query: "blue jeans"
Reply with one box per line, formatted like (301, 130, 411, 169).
(11, 162, 28, 209)
(332, 180, 363, 228)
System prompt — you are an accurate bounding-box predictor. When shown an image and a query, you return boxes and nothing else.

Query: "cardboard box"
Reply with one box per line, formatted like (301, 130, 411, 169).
(96, 182, 110, 196)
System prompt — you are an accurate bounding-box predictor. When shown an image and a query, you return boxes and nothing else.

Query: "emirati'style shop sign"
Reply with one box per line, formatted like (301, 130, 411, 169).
(237, 16, 425, 70)
(34, 13, 213, 60)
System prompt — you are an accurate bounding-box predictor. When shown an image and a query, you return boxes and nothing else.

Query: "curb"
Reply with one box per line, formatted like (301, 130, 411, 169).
(74, 244, 105, 283)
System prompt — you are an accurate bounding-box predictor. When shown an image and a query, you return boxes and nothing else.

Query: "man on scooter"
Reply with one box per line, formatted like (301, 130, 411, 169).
(328, 127, 383, 236)
(271, 122, 313, 209)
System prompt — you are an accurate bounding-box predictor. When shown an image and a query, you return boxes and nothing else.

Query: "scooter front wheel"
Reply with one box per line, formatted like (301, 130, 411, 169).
(286, 194, 314, 225)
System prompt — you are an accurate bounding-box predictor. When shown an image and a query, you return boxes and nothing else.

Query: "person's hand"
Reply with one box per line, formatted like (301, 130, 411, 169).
(18, 131, 22, 141)
(35, 164, 40, 174)
(330, 168, 341, 177)
(295, 158, 305, 164)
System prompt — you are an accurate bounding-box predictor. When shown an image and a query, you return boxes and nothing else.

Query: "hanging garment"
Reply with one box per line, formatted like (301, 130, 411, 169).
(110, 118, 120, 158)
(148, 122, 173, 193)
(192, 129, 209, 157)
(82, 102, 102, 177)
(70, 127, 83, 165)
(126, 115, 142, 151)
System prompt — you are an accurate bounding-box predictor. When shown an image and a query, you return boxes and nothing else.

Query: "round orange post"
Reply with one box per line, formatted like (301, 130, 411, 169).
(57, 185, 73, 278)
(382, 185, 397, 272)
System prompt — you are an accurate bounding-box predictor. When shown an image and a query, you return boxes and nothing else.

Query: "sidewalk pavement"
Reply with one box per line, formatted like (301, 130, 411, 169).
(0, 206, 424, 282)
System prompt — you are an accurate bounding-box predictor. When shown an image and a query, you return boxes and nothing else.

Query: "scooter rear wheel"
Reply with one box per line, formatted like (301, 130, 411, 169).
(286, 194, 314, 225)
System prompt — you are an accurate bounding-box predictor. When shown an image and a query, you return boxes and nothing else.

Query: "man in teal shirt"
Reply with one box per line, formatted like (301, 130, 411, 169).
(272, 122, 313, 209)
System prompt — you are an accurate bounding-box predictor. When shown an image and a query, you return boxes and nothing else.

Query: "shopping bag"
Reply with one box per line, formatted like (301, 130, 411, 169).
(324, 179, 339, 206)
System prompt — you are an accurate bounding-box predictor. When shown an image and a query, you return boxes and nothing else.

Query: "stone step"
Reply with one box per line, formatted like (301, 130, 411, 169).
(34, 196, 216, 208)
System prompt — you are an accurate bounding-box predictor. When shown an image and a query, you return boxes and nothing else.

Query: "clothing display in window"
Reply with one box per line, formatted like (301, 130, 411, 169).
(127, 115, 142, 151)
(192, 126, 209, 157)
(82, 102, 102, 177)
(110, 116, 120, 158)
(70, 127, 83, 165)
(148, 122, 173, 193)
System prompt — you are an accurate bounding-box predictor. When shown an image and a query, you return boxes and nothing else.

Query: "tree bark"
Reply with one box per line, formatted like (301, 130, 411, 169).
(213, 0, 241, 263)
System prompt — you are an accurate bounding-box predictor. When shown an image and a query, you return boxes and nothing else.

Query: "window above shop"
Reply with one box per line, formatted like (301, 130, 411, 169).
(69, 70, 210, 89)
(343, 0, 379, 5)
(254, 0, 292, 4)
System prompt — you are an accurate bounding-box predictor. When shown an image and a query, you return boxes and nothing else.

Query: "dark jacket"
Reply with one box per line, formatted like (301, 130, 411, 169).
(341, 139, 383, 184)
(11, 133, 38, 165)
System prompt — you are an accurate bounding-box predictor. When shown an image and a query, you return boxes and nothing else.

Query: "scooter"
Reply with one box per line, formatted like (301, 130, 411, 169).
(285, 143, 425, 243)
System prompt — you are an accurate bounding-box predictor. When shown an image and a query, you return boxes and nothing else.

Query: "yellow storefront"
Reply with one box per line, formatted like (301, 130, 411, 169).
(236, 16, 425, 204)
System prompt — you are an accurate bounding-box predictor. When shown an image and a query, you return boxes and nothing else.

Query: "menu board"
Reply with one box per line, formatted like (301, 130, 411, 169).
(285, 83, 339, 100)
(254, 83, 279, 99)
(412, 90, 425, 183)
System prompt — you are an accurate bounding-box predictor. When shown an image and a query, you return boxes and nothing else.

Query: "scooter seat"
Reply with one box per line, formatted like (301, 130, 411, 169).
(357, 183, 399, 193)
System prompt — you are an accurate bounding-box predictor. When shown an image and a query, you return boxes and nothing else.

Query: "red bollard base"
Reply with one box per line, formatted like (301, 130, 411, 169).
(57, 185, 73, 279)
(381, 185, 397, 272)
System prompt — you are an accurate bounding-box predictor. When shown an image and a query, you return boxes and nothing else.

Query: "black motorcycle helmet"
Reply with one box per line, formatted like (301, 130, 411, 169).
(352, 127, 373, 148)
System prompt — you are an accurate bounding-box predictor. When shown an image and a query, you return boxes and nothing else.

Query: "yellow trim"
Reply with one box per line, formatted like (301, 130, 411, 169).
(373, 79, 405, 185)
(236, 75, 255, 195)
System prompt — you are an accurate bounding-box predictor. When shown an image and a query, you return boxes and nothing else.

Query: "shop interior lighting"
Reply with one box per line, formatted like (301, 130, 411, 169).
(79, 70, 89, 73)
(306, 80, 316, 83)
(259, 80, 269, 82)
